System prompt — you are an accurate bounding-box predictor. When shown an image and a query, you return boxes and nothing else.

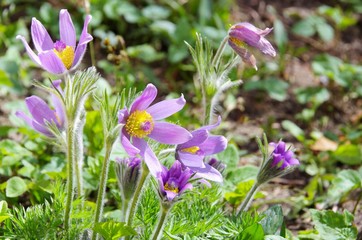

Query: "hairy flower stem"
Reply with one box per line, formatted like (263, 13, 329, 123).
(92, 140, 113, 240)
(237, 181, 260, 216)
(64, 124, 75, 232)
(151, 204, 171, 240)
(211, 36, 228, 68)
(74, 114, 85, 199)
(126, 164, 149, 230)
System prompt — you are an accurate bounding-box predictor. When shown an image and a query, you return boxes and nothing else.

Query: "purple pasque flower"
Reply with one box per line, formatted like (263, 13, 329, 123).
(176, 116, 227, 182)
(269, 141, 300, 169)
(16, 9, 92, 75)
(228, 22, 276, 70)
(157, 161, 193, 202)
(16, 80, 65, 137)
(118, 83, 192, 176)
(115, 157, 141, 199)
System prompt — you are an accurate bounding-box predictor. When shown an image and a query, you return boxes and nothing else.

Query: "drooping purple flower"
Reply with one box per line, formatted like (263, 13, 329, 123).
(228, 22, 276, 70)
(176, 116, 227, 182)
(16, 9, 92, 75)
(16, 80, 65, 137)
(269, 141, 300, 169)
(118, 83, 192, 176)
(157, 161, 193, 202)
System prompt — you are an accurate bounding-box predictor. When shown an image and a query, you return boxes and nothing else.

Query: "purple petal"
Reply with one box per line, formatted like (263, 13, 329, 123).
(72, 15, 93, 69)
(147, 94, 186, 120)
(133, 137, 162, 176)
(276, 142, 286, 153)
(16, 111, 52, 136)
(288, 158, 300, 166)
(51, 80, 65, 127)
(199, 135, 227, 155)
(179, 182, 193, 194)
(165, 191, 177, 201)
(130, 84, 157, 113)
(228, 39, 258, 70)
(118, 107, 129, 124)
(149, 122, 192, 144)
(256, 37, 276, 57)
(229, 27, 261, 49)
(178, 129, 208, 149)
(25, 96, 57, 124)
(198, 115, 222, 131)
(120, 129, 140, 156)
(177, 151, 205, 168)
(16, 35, 41, 65)
(38, 51, 67, 74)
(30, 18, 53, 52)
(59, 9, 76, 48)
(191, 164, 223, 182)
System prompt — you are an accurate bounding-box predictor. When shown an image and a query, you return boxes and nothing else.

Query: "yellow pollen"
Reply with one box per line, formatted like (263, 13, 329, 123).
(229, 37, 246, 48)
(181, 146, 200, 154)
(164, 183, 179, 193)
(125, 110, 154, 138)
(53, 46, 75, 69)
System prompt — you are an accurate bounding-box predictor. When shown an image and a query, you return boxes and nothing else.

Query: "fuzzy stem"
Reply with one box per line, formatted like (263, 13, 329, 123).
(126, 163, 149, 227)
(121, 198, 130, 222)
(92, 140, 114, 240)
(211, 36, 228, 68)
(151, 204, 171, 240)
(64, 123, 75, 232)
(237, 181, 260, 215)
(74, 114, 85, 199)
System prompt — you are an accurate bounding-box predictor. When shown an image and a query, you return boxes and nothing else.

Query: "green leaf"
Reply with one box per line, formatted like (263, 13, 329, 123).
(0, 200, 10, 223)
(292, 18, 315, 37)
(216, 143, 239, 170)
(294, 87, 330, 106)
(0, 69, 12, 87)
(142, 5, 170, 20)
(327, 169, 362, 203)
(333, 144, 362, 165)
(281, 120, 305, 142)
(6, 176, 28, 198)
(244, 78, 289, 101)
(93, 221, 136, 240)
(239, 223, 265, 240)
(260, 205, 284, 235)
(309, 209, 357, 240)
(273, 19, 288, 51)
(316, 23, 334, 42)
(225, 180, 264, 205)
(127, 44, 165, 63)
(0, 139, 32, 166)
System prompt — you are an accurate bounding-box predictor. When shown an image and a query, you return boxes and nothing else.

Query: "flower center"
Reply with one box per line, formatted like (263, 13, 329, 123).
(53, 40, 74, 70)
(181, 146, 200, 154)
(229, 37, 246, 48)
(125, 110, 154, 138)
(164, 182, 179, 193)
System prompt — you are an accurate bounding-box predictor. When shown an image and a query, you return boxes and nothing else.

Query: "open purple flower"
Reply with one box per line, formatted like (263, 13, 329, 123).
(16, 9, 92, 75)
(118, 83, 192, 176)
(176, 117, 227, 182)
(228, 22, 276, 70)
(16, 80, 65, 137)
(157, 161, 193, 202)
(269, 141, 299, 169)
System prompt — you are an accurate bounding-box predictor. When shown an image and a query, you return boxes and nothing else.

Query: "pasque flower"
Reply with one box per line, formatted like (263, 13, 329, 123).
(118, 83, 192, 176)
(157, 161, 193, 202)
(16, 9, 92, 75)
(176, 116, 227, 182)
(228, 22, 276, 70)
(269, 141, 299, 169)
(115, 157, 141, 200)
(16, 80, 65, 137)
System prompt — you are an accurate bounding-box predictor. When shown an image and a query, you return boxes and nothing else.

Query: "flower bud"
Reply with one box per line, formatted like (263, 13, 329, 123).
(115, 157, 141, 200)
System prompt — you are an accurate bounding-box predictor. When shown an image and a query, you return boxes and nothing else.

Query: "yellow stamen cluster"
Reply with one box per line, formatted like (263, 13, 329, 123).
(229, 37, 246, 48)
(125, 110, 154, 138)
(164, 182, 179, 193)
(53, 46, 75, 69)
(181, 146, 200, 154)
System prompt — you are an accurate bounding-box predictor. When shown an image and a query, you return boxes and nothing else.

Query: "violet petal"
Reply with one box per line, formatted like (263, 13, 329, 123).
(30, 17, 54, 52)
(38, 50, 67, 74)
(59, 9, 76, 48)
(149, 122, 192, 144)
(147, 94, 186, 120)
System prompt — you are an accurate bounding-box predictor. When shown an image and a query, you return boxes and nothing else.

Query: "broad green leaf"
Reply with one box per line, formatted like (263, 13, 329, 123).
(0, 139, 32, 166)
(244, 78, 289, 101)
(281, 120, 305, 142)
(216, 143, 239, 170)
(309, 209, 357, 240)
(127, 44, 165, 63)
(0, 69, 12, 87)
(327, 169, 362, 203)
(260, 205, 284, 235)
(6, 176, 27, 198)
(0, 201, 10, 223)
(333, 144, 362, 165)
(239, 223, 264, 240)
(226, 165, 259, 184)
(316, 23, 334, 42)
(225, 180, 264, 205)
(273, 19, 288, 51)
(294, 87, 330, 106)
(93, 221, 136, 240)
(142, 5, 170, 20)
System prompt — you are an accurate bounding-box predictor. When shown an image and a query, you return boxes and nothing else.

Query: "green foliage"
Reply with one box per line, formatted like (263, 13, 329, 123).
(244, 78, 289, 101)
(225, 180, 264, 206)
(259, 205, 284, 235)
(93, 221, 136, 239)
(5, 177, 27, 198)
(332, 143, 362, 165)
(292, 15, 334, 42)
(299, 209, 357, 240)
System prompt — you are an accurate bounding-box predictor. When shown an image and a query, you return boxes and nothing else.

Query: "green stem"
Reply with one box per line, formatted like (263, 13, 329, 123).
(353, 190, 362, 214)
(121, 197, 130, 222)
(237, 181, 260, 216)
(126, 164, 149, 226)
(211, 36, 228, 68)
(64, 124, 75, 232)
(151, 204, 171, 240)
(74, 139, 83, 198)
(92, 140, 113, 240)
